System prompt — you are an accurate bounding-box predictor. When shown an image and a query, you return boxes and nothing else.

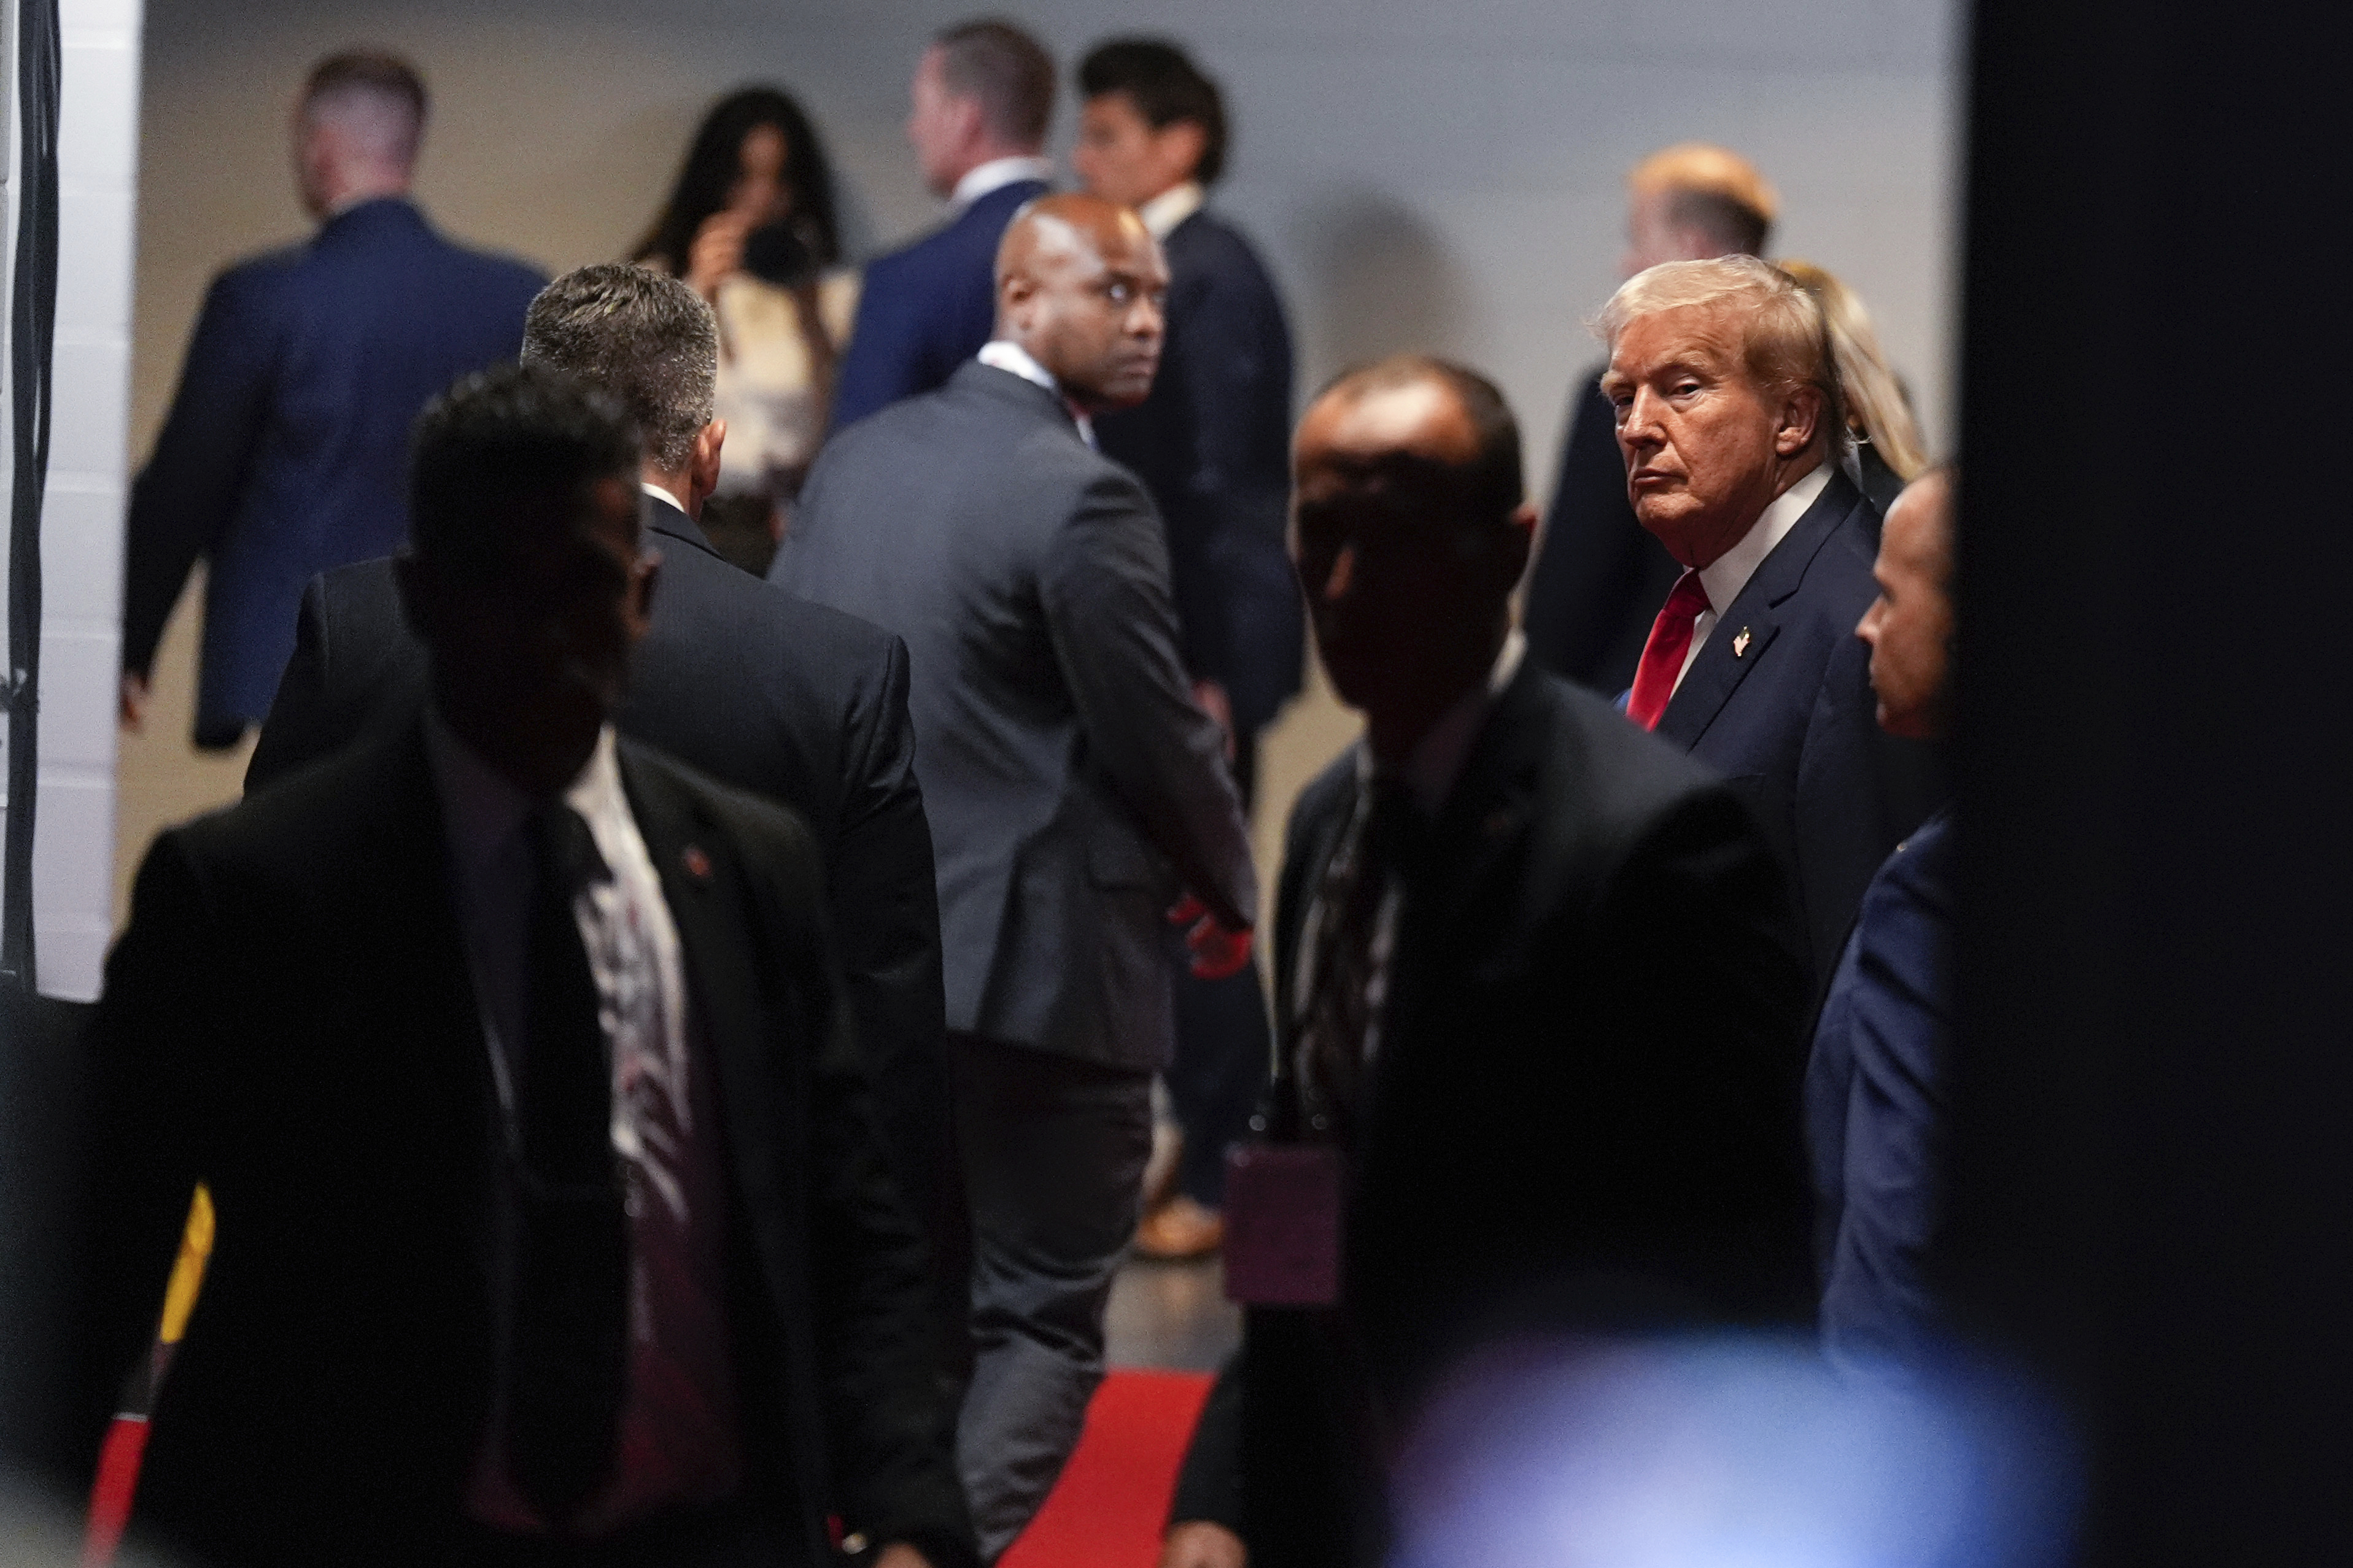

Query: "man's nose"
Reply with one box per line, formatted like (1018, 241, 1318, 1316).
(1620, 387, 1666, 447)
(1129, 295, 1165, 338)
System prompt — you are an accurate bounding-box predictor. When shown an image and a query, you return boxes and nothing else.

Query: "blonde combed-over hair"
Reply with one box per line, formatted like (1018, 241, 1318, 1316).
(1593, 254, 1852, 469)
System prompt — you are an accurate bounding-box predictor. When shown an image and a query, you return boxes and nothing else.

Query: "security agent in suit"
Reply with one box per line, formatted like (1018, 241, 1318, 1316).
(1073, 37, 1298, 1257)
(119, 50, 545, 748)
(1161, 357, 1812, 1568)
(828, 20, 1057, 431)
(1808, 469, 1959, 1372)
(246, 263, 968, 1387)
(1521, 144, 1777, 697)
(1602, 255, 1943, 988)
(69, 365, 972, 1568)
(774, 194, 1258, 1561)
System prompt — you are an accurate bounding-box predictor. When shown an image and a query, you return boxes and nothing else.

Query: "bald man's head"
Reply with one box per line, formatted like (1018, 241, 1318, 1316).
(992, 193, 1168, 411)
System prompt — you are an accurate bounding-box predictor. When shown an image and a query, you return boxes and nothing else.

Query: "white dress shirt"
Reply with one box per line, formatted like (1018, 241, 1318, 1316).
(425, 717, 740, 1534)
(1137, 180, 1205, 242)
(952, 154, 1055, 210)
(1673, 461, 1832, 695)
(978, 338, 1095, 449)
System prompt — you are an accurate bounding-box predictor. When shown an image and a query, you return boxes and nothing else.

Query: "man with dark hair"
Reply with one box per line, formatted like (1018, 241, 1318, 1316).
(777, 194, 1258, 1562)
(247, 264, 967, 1394)
(71, 362, 972, 1568)
(826, 18, 1058, 430)
(1521, 142, 1780, 699)
(119, 49, 545, 749)
(1163, 354, 1810, 1568)
(1074, 37, 1298, 1260)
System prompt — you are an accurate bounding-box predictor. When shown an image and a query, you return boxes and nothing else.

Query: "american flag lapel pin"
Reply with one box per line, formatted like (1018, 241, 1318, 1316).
(1732, 627, 1752, 658)
(683, 844, 712, 880)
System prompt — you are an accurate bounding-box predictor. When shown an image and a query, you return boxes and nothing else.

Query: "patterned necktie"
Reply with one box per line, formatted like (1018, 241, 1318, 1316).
(1625, 568, 1713, 730)
(1297, 778, 1424, 1143)
(506, 803, 629, 1526)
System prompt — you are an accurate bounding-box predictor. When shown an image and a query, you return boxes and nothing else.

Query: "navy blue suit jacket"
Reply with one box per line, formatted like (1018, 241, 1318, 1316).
(1654, 469, 1943, 986)
(120, 198, 544, 743)
(1095, 207, 1300, 735)
(829, 180, 1050, 431)
(1804, 805, 1954, 1369)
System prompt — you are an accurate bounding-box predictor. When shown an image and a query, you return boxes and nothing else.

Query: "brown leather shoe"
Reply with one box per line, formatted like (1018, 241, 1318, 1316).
(1134, 1195, 1225, 1261)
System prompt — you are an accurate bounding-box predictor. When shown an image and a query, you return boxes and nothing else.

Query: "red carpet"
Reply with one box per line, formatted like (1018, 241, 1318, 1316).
(1001, 1370, 1213, 1568)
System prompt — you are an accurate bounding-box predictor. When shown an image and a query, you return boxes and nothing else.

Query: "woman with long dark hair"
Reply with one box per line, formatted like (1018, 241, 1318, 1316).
(634, 87, 856, 571)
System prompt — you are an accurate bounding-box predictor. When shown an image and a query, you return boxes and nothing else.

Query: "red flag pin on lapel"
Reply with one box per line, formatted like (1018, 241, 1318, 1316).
(683, 845, 712, 880)
(1732, 627, 1753, 658)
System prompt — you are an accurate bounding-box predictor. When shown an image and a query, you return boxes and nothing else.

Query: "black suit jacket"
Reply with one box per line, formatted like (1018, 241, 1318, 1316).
(1094, 207, 1301, 736)
(774, 361, 1257, 1072)
(246, 499, 959, 1305)
(1172, 662, 1812, 1566)
(1654, 470, 1943, 986)
(69, 726, 971, 1568)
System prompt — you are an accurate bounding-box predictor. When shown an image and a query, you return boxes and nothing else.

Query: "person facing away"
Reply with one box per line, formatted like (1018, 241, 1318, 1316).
(1160, 357, 1812, 1568)
(773, 193, 1259, 1562)
(70, 363, 972, 1568)
(1807, 467, 1960, 1373)
(633, 86, 858, 576)
(246, 262, 969, 1401)
(1072, 36, 1297, 1261)
(118, 50, 546, 749)
(1600, 254, 1944, 989)
(1776, 258, 1931, 516)
(1521, 142, 1777, 697)
(824, 18, 1058, 433)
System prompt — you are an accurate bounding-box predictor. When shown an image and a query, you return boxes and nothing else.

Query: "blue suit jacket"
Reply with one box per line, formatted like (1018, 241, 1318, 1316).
(829, 180, 1050, 432)
(1094, 208, 1300, 736)
(121, 198, 543, 743)
(1654, 469, 1944, 986)
(1804, 805, 1955, 1370)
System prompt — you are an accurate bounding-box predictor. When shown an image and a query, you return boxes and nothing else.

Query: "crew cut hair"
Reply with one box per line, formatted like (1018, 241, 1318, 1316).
(1629, 142, 1778, 256)
(1594, 255, 1853, 469)
(936, 18, 1056, 149)
(408, 363, 640, 581)
(1314, 353, 1525, 527)
(300, 50, 428, 167)
(1077, 38, 1229, 185)
(521, 264, 717, 473)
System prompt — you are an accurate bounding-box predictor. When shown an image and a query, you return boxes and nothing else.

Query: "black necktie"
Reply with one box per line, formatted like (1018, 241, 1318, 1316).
(1297, 778, 1425, 1141)
(505, 803, 628, 1526)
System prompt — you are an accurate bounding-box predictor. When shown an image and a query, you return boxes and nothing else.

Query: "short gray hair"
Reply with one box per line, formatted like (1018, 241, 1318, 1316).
(521, 264, 716, 472)
(1595, 254, 1853, 471)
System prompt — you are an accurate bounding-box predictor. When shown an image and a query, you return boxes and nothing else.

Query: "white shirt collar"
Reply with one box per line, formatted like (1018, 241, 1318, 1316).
(953, 155, 1054, 209)
(1696, 460, 1831, 617)
(641, 478, 688, 517)
(977, 339, 1094, 448)
(1360, 628, 1526, 817)
(1137, 180, 1205, 241)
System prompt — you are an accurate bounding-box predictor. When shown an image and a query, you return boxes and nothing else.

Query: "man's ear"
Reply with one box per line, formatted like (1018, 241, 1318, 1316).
(1495, 501, 1538, 589)
(1775, 384, 1826, 457)
(1160, 120, 1210, 185)
(996, 272, 1035, 337)
(690, 419, 725, 501)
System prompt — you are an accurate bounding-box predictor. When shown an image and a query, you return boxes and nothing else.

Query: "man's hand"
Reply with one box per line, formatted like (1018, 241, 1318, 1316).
(1170, 895, 1252, 981)
(1160, 1521, 1247, 1568)
(872, 1545, 932, 1568)
(1192, 679, 1236, 764)
(684, 210, 754, 300)
(119, 671, 151, 732)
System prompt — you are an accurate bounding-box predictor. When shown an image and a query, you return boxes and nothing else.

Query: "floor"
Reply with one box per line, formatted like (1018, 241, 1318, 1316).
(1105, 1254, 1241, 1374)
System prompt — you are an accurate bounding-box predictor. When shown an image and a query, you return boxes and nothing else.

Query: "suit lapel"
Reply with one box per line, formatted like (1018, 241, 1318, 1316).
(646, 496, 724, 565)
(1415, 662, 1551, 939)
(1656, 473, 1866, 750)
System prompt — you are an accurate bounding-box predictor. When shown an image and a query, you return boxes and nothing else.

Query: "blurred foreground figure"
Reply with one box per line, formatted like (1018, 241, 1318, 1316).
(1162, 357, 1810, 1568)
(72, 366, 971, 1568)
(1076, 36, 1298, 1261)
(119, 51, 543, 748)
(1778, 258, 1930, 514)
(777, 195, 1257, 1561)
(827, 19, 1058, 431)
(1602, 255, 1942, 987)
(1808, 469, 1959, 1371)
(1522, 143, 1776, 695)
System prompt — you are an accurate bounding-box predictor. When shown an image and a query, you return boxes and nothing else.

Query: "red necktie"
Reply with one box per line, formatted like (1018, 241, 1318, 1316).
(1626, 569, 1713, 731)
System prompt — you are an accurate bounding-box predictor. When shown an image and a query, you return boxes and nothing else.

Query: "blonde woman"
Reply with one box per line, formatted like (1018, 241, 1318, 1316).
(1778, 258, 1928, 513)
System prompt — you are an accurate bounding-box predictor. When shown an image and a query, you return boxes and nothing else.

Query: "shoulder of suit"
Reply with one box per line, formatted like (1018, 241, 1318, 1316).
(1529, 669, 1745, 822)
(618, 736, 823, 866)
(659, 539, 900, 667)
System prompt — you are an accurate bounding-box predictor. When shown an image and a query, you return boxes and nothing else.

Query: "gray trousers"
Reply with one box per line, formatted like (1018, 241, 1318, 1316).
(948, 1034, 1154, 1562)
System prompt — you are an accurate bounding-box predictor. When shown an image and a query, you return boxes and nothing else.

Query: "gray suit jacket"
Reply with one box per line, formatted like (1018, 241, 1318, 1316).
(773, 360, 1257, 1070)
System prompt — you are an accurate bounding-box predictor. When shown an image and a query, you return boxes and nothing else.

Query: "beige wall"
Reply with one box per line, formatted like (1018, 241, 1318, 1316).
(116, 0, 1956, 922)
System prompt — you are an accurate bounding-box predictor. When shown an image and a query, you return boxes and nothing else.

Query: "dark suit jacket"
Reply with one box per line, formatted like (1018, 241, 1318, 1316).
(1172, 662, 1813, 1566)
(774, 361, 1257, 1072)
(1521, 371, 1684, 696)
(1655, 469, 1943, 987)
(828, 180, 1050, 431)
(121, 198, 545, 742)
(246, 499, 959, 1309)
(1804, 805, 1955, 1369)
(68, 725, 971, 1568)
(1094, 207, 1301, 736)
